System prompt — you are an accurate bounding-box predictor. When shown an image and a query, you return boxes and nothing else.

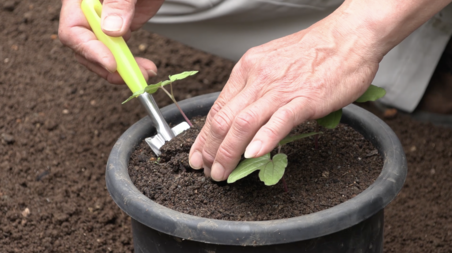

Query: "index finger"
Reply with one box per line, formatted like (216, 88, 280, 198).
(188, 65, 247, 174)
(58, 0, 116, 72)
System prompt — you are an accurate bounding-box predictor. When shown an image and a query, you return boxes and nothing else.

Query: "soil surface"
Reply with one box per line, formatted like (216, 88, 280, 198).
(361, 104, 452, 253)
(0, 1, 231, 252)
(0, 0, 451, 252)
(129, 117, 382, 221)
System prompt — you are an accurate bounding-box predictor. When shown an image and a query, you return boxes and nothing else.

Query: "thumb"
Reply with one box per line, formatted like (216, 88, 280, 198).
(101, 0, 137, 36)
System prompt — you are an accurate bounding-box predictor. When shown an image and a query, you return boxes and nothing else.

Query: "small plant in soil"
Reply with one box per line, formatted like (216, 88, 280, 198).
(122, 71, 198, 127)
(123, 75, 385, 187)
(227, 85, 386, 186)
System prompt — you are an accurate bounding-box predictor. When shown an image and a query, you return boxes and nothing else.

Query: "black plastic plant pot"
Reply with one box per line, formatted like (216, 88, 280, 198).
(106, 92, 407, 253)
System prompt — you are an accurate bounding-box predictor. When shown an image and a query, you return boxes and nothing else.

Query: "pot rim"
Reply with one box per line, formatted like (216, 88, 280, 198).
(106, 92, 406, 246)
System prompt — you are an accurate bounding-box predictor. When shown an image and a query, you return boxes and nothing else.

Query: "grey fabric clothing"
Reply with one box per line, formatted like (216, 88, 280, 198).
(144, 0, 452, 112)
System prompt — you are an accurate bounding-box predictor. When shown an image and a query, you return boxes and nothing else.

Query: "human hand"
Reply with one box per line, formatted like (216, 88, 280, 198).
(188, 10, 385, 181)
(58, 0, 164, 84)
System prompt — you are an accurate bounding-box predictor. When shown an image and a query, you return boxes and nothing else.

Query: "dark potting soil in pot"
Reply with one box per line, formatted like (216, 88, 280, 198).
(128, 116, 383, 221)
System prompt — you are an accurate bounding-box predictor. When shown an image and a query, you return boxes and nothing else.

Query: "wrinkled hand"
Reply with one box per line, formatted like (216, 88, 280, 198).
(189, 13, 384, 181)
(58, 0, 164, 83)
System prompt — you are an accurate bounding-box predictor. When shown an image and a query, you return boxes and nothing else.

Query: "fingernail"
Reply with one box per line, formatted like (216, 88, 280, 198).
(146, 69, 157, 77)
(103, 15, 123, 32)
(189, 151, 203, 169)
(211, 162, 225, 182)
(105, 67, 115, 73)
(244, 140, 262, 158)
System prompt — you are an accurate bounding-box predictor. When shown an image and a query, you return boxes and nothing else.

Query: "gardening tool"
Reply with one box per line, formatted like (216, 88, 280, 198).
(81, 0, 190, 156)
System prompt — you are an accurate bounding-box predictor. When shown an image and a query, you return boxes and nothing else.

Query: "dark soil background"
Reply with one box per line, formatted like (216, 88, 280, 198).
(129, 118, 383, 221)
(0, 1, 451, 252)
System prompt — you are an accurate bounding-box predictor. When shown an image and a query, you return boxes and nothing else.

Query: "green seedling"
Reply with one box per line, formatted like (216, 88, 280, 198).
(316, 84, 386, 129)
(227, 84, 386, 186)
(122, 71, 198, 127)
(228, 132, 321, 186)
(153, 157, 161, 164)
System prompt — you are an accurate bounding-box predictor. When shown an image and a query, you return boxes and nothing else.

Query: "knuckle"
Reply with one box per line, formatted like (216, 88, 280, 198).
(261, 125, 280, 141)
(217, 144, 236, 161)
(73, 41, 88, 58)
(302, 102, 317, 120)
(196, 130, 208, 145)
(99, 54, 110, 65)
(234, 110, 256, 130)
(201, 148, 215, 166)
(208, 102, 223, 118)
(276, 107, 295, 126)
(294, 94, 320, 120)
(240, 47, 260, 68)
(211, 112, 231, 138)
(205, 100, 226, 125)
(104, 0, 134, 10)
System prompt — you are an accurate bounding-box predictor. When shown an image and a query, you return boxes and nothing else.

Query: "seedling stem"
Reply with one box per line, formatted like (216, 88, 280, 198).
(160, 86, 193, 127)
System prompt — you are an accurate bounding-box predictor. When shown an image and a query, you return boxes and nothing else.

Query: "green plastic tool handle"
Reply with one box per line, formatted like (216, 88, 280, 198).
(81, 0, 147, 93)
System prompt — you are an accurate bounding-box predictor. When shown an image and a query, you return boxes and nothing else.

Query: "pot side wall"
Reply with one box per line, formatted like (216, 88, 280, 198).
(106, 92, 406, 252)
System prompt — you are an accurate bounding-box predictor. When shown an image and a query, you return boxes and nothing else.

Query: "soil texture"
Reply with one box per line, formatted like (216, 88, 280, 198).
(0, 1, 231, 252)
(129, 117, 382, 221)
(1, 0, 452, 252)
(361, 104, 452, 253)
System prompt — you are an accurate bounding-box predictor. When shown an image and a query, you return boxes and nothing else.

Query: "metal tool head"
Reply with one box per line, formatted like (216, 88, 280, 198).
(145, 122, 190, 156)
(81, 0, 190, 156)
(138, 93, 190, 156)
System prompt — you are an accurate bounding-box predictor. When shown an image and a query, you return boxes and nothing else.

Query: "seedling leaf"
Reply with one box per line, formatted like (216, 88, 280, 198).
(227, 153, 271, 184)
(279, 132, 322, 146)
(355, 85, 386, 103)
(258, 154, 288, 186)
(144, 82, 162, 94)
(316, 109, 342, 129)
(122, 89, 145, 104)
(161, 80, 172, 87)
(169, 71, 199, 82)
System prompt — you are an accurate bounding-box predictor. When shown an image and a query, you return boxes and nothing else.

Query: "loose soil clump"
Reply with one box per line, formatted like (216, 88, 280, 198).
(129, 117, 382, 221)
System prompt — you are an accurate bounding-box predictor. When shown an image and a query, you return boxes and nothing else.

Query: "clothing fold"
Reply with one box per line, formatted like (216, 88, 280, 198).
(145, 1, 452, 112)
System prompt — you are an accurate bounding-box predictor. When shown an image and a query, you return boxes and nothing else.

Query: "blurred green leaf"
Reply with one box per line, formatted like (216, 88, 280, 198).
(169, 71, 199, 82)
(122, 89, 144, 104)
(316, 109, 342, 129)
(279, 132, 322, 146)
(228, 153, 288, 186)
(355, 85, 386, 103)
(144, 82, 162, 94)
(123, 71, 199, 103)
(160, 80, 172, 87)
(258, 154, 288, 186)
(227, 153, 270, 184)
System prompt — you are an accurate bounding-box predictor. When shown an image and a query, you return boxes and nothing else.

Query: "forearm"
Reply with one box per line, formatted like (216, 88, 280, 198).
(330, 0, 452, 60)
